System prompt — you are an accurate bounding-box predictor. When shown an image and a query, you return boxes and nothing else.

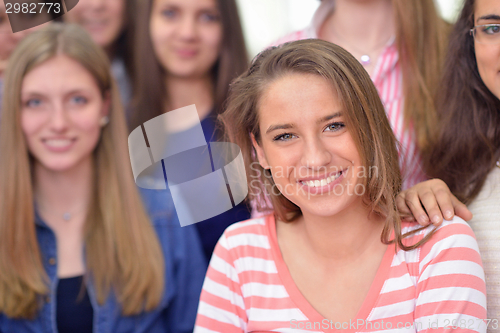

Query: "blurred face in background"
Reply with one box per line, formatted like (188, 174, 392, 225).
(149, 0, 223, 79)
(0, 2, 44, 75)
(474, 0, 500, 99)
(64, 0, 126, 49)
(21, 55, 109, 173)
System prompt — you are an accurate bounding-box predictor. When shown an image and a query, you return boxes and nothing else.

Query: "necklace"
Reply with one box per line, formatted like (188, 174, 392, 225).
(330, 28, 394, 67)
(36, 202, 86, 222)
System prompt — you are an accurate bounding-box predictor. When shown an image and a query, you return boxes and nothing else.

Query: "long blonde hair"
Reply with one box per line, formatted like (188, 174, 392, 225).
(393, 0, 450, 151)
(0, 23, 164, 319)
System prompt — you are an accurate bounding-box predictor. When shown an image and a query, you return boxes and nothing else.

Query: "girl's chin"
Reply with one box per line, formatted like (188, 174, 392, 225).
(34, 156, 89, 174)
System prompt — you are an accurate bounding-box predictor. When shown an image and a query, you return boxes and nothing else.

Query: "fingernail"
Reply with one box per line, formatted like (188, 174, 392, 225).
(444, 211, 453, 219)
(432, 215, 441, 224)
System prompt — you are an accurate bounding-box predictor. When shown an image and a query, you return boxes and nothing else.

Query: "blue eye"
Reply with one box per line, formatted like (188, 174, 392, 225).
(200, 12, 220, 23)
(482, 24, 500, 35)
(162, 9, 177, 19)
(273, 133, 296, 142)
(26, 98, 42, 108)
(71, 96, 88, 104)
(324, 122, 345, 132)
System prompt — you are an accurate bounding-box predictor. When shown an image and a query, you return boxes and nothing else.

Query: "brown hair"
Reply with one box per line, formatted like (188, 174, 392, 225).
(424, 0, 500, 203)
(114, 0, 137, 82)
(0, 23, 164, 319)
(129, 0, 248, 131)
(393, 0, 450, 152)
(221, 39, 433, 251)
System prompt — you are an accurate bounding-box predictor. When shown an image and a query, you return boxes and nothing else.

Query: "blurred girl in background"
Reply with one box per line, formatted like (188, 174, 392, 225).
(400, 0, 500, 325)
(275, 0, 449, 194)
(0, 23, 205, 333)
(131, 0, 250, 261)
(195, 39, 486, 331)
(64, 0, 135, 107)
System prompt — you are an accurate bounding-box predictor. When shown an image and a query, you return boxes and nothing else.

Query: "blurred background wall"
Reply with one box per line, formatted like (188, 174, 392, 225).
(236, 0, 465, 58)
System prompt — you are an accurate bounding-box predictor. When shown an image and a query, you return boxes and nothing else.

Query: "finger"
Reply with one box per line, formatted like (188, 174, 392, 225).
(433, 188, 455, 221)
(418, 190, 444, 226)
(396, 194, 416, 222)
(396, 194, 412, 215)
(404, 191, 431, 226)
(451, 196, 473, 221)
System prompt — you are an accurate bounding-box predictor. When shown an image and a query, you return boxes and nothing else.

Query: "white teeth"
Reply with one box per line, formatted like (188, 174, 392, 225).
(44, 139, 73, 148)
(302, 172, 342, 187)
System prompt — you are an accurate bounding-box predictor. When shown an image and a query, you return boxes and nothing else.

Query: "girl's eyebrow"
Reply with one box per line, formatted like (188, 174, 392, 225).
(317, 112, 342, 124)
(22, 88, 90, 96)
(266, 123, 295, 135)
(265, 112, 342, 135)
(477, 14, 500, 23)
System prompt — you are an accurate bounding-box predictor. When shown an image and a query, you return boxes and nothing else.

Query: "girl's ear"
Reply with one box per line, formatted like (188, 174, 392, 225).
(251, 133, 270, 170)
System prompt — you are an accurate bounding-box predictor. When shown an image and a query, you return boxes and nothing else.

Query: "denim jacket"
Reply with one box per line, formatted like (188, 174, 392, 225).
(0, 188, 207, 333)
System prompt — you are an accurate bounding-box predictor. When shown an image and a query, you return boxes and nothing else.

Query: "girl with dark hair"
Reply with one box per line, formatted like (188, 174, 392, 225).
(131, 0, 250, 261)
(194, 39, 486, 332)
(399, 0, 500, 325)
(64, 0, 136, 107)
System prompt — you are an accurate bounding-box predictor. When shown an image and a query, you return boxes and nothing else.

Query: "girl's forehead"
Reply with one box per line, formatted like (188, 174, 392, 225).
(474, 0, 500, 19)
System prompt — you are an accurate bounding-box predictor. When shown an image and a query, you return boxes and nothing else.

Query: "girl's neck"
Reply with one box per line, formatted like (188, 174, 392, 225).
(165, 74, 215, 121)
(34, 156, 93, 223)
(319, 0, 395, 59)
(283, 198, 386, 263)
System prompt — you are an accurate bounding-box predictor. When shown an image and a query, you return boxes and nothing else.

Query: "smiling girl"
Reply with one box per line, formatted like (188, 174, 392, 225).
(0, 23, 205, 333)
(130, 0, 250, 261)
(194, 40, 486, 332)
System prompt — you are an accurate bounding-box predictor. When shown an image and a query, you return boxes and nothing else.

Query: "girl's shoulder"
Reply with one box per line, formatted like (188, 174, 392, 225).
(399, 217, 480, 265)
(401, 216, 476, 244)
(223, 214, 271, 236)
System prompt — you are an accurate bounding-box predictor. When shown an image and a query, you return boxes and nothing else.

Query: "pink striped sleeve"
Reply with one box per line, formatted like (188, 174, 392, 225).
(194, 234, 247, 333)
(413, 219, 487, 332)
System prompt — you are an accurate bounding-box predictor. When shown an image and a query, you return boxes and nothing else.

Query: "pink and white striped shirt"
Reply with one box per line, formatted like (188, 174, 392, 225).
(195, 215, 487, 333)
(271, 1, 427, 190)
